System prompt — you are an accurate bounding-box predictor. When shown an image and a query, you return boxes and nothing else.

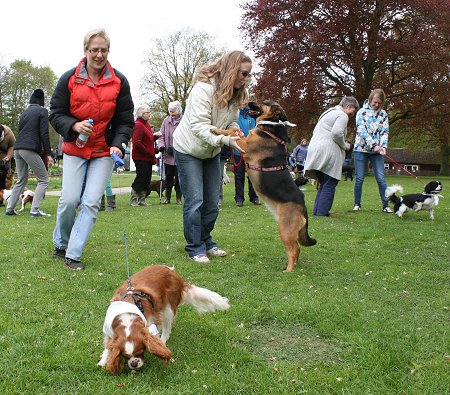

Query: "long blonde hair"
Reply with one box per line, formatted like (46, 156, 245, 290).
(194, 51, 252, 109)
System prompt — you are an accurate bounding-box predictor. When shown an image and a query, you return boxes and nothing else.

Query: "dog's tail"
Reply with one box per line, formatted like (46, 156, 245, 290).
(385, 184, 403, 204)
(299, 207, 317, 247)
(183, 285, 230, 314)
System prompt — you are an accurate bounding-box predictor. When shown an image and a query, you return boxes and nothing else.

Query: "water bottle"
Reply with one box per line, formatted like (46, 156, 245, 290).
(76, 119, 94, 148)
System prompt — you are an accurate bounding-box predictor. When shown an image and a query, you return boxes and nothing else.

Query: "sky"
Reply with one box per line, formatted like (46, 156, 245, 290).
(2, 0, 247, 104)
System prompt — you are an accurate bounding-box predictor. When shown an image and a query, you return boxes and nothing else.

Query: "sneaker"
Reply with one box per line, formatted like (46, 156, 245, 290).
(53, 247, 66, 260)
(236, 201, 243, 207)
(189, 254, 210, 263)
(206, 247, 227, 257)
(352, 205, 361, 211)
(383, 207, 394, 213)
(5, 209, 20, 216)
(30, 210, 51, 217)
(64, 257, 84, 270)
(251, 199, 261, 206)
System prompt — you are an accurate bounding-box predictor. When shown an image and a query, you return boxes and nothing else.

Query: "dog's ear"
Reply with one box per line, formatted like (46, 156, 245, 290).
(143, 332, 172, 363)
(106, 344, 124, 374)
(424, 182, 435, 194)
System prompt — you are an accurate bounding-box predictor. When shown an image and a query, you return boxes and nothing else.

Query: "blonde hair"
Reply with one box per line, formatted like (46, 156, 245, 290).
(83, 28, 110, 51)
(368, 89, 386, 108)
(194, 51, 252, 109)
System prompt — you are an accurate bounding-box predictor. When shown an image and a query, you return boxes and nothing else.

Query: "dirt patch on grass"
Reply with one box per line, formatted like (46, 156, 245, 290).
(241, 323, 343, 365)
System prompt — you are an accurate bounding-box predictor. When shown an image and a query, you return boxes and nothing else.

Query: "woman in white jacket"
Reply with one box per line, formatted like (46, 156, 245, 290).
(173, 51, 249, 262)
(304, 96, 359, 216)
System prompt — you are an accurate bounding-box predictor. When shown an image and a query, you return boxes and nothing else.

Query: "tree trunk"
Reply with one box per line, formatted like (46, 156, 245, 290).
(439, 140, 449, 176)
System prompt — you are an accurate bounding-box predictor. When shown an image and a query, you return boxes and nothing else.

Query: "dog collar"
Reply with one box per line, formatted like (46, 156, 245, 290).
(257, 120, 297, 127)
(246, 163, 288, 172)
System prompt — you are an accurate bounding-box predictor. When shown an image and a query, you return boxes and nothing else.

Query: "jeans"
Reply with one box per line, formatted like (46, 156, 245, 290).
(7, 149, 49, 212)
(233, 157, 258, 203)
(313, 171, 339, 216)
(53, 154, 114, 260)
(353, 151, 388, 208)
(175, 149, 221, 257)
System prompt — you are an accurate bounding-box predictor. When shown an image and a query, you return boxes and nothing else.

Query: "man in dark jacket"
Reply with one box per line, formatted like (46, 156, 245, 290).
(5, 89, 52, 216)
(49, 28, 134, 270)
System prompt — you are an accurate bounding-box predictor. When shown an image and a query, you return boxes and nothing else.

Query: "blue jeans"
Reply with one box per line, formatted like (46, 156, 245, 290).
(175, 150, 221, 257)
(353, 151, 388, 208)
(313, 171, 339, 216)
(53, 154, 114, 260)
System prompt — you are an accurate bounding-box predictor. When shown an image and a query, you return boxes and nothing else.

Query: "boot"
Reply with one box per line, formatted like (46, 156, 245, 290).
(162, 188, 172, 204)
(138, 191, 150, 206)
(105, 195, 116, 212)
(99, 195, 106, 211)
(176, 191, 182, 205)
(130, 189, 139, 207)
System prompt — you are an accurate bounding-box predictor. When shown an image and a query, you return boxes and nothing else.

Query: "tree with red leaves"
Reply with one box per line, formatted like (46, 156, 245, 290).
(241, 0, 449, 174)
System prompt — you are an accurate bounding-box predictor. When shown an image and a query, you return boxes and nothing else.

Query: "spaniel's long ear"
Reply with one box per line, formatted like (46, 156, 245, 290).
(106, 345, 123, 374)
(143, 332, 172, 363)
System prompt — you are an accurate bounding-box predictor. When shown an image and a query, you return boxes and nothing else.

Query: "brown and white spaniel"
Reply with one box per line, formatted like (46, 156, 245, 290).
(98, 265, 230, 374)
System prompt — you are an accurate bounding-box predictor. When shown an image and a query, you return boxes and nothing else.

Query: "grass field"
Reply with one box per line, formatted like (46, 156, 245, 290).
(1, 173, 449, 394)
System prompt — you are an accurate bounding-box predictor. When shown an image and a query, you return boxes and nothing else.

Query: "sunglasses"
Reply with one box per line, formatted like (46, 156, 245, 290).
(240, 70, 252, 77)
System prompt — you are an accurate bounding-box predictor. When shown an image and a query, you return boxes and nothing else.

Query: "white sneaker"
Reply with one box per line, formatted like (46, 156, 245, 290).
(382, 207, 393, 213)
(206, 247, 227, 257)
(352, 205, 361, 211)
(190, 254, 210, 263)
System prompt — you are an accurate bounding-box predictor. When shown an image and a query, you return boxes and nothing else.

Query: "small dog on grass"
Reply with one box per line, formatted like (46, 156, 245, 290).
(0, 188, 35, 211)
(98, 265, 230, 374)
(385, 180, 443, 220)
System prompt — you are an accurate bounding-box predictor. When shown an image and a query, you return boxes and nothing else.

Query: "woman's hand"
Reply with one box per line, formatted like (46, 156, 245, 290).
(110, 146, 122, 157)
(73, 119, 94, 137)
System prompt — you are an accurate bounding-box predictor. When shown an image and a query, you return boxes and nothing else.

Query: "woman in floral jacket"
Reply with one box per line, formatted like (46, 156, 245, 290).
(352, 88, 392, 213)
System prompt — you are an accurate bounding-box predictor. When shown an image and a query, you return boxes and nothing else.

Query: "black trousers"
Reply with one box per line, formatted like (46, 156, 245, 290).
(132, 160, 153, 193)
(164, 163, 180, 193)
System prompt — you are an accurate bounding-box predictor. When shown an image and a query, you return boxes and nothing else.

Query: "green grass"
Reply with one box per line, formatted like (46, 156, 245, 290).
(2, 174, 449, 394)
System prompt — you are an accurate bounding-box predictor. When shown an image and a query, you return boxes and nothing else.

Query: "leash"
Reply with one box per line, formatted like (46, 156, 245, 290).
(120, 231, 154, 314)
(384, 153, 425, 186)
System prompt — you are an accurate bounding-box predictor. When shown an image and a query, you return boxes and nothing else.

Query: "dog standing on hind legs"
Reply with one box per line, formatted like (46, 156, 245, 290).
(229, 100, 317, 272)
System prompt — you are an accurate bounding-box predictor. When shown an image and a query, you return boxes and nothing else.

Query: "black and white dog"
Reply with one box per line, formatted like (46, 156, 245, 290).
(385, 181, 443, 220)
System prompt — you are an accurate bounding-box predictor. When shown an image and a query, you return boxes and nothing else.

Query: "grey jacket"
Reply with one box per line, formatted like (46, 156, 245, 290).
(304, 106, 349, 180)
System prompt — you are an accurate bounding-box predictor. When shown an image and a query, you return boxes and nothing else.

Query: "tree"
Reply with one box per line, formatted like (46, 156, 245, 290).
(0, 59, 57, 132)
(140, 28, 222, 127)
(241, 0, 450, 174)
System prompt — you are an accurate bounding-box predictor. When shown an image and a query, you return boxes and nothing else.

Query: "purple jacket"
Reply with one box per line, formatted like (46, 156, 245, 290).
(158, 114, 182, 165)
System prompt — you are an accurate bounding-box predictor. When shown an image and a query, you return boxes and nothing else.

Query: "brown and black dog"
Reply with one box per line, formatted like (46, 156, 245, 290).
(235, 100, 316, 272)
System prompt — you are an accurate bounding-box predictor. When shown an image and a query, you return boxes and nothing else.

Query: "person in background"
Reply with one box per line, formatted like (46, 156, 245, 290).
(304, 96, 359, 217)
(291, 138, 309, 173)
(219, 145, 231, 206)
(5, 89, 52, 217)
(130, 105, 158, 207)
(352, 88, 392, 213)
(158, 100, 183, 205)
(173, 50, 249, 263)
(233, 99, 260, 207)
(342, 140, 354, 181)
(49, 28, 134, 270)
(0, 124, 16, 205)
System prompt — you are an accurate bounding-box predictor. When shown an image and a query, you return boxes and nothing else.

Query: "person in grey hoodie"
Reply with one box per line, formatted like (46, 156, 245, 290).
(6, 89, 52, 217)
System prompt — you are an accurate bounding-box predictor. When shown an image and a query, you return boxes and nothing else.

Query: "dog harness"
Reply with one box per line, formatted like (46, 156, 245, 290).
(120, 289, 154, 315)
(103, 301, 147, 338)
(246, 126, 289, 172)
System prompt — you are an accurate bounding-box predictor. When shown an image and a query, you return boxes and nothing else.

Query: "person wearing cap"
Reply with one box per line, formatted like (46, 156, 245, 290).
(5, 89, 52, 217)
(157, 100, 183, 205)
(49, 28, 134, 270)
